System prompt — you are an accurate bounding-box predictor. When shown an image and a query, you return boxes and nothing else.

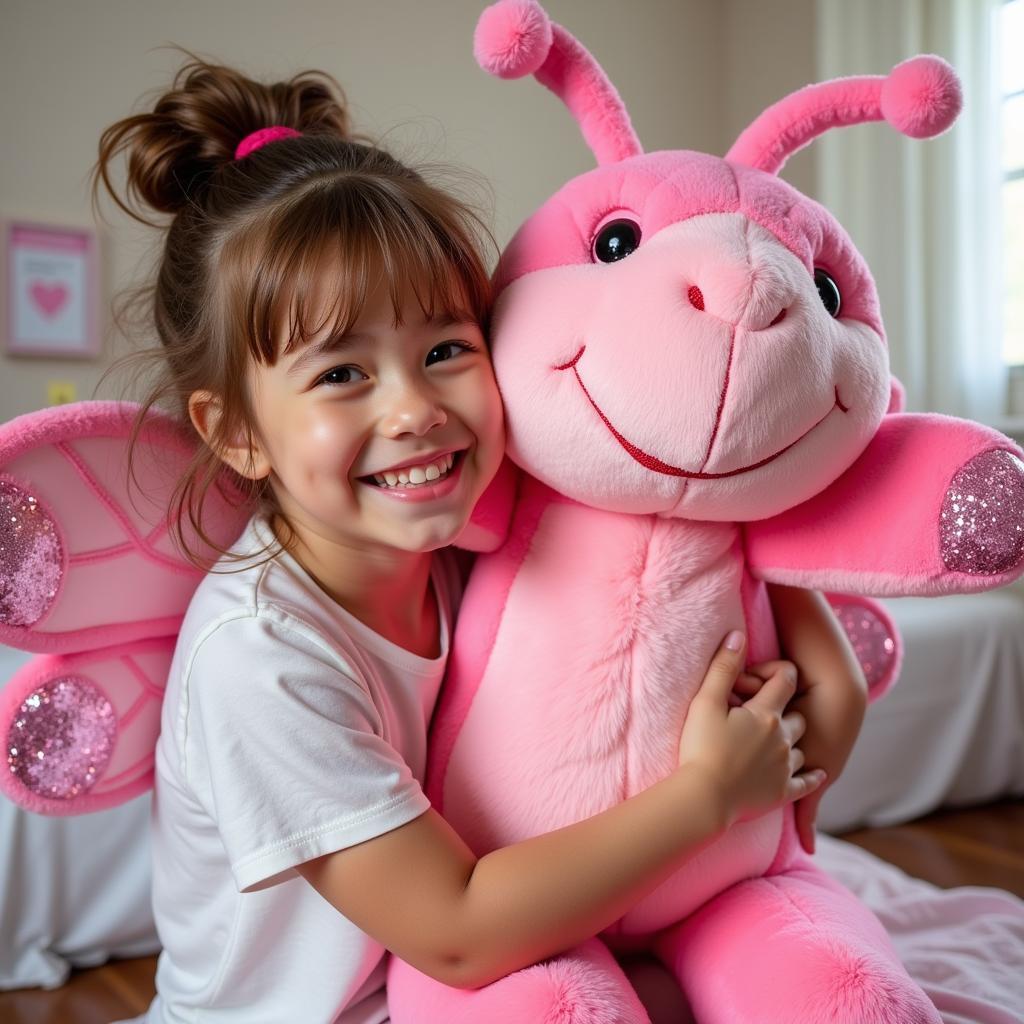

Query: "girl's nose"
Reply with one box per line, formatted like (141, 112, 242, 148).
(380, 387, 447, 438)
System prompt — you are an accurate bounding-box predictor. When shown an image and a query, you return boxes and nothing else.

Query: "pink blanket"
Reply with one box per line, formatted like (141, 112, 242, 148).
(817, 834, 1024, 1024)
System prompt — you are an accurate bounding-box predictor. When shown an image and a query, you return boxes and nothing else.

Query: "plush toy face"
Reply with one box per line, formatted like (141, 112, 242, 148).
(491, 151, 892, 521)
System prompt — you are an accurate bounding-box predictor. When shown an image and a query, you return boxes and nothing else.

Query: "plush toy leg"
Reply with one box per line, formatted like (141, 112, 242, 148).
(652, 857, 941, 1024)
(386, 937, 651, 1024)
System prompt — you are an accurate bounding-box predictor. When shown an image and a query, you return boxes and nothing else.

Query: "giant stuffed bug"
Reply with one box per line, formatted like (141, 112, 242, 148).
(384, 3, 1024, 1022)
(0, 3, 1021, 1021)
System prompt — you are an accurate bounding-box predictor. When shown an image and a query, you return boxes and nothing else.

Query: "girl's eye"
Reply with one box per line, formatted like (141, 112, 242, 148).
(317, 365, 368, 386)
(426, 341, 473, 366)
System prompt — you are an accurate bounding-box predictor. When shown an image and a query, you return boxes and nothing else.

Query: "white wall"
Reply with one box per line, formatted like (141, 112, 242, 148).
(0, 0, 819, 420)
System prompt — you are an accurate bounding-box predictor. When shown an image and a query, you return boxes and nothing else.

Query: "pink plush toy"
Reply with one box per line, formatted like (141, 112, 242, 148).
(382, 3, 1024, 1022)
(0, 4, 1021, 1021)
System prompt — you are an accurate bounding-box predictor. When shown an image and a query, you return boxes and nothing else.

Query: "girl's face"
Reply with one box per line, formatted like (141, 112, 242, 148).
(245, 265, 505, 560)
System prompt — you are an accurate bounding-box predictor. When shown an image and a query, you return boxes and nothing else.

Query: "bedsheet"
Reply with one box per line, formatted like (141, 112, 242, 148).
(816, 833, 1024, 1024)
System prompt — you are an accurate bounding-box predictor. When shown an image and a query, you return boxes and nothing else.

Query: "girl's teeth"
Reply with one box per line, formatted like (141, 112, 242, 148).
(371, 454, 457, 489)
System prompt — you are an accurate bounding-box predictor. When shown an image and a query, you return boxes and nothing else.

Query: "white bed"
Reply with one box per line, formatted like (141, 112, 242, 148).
(2, 586, 1023, 1016)
(0, 644, 158, 990)
(819, 581, 1024, 833)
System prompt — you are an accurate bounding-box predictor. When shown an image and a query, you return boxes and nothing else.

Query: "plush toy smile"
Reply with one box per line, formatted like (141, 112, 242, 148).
(557, 344, 850, 479)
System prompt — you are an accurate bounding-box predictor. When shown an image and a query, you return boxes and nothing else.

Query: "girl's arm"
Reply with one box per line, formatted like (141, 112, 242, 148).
(766, 584, 868, 854)
(297, 635, 823, 989)
(302, 768, 723, 989)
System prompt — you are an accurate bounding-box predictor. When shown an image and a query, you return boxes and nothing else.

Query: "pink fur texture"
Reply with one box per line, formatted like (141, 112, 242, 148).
(881, 56, 962, 138)
(727, 54, 960, 173)
(474, 0, 552, 79)
(476, 0, 640, 165)
(388, 3, 1021, 1022)
(388, 938, 650, 1024)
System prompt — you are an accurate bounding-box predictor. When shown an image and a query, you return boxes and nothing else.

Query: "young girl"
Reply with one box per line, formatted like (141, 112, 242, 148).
(96, 58, 857, 1024)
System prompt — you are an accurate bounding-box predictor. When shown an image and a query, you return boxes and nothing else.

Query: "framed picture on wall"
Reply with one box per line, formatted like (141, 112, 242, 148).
(4, 220, 101, 358)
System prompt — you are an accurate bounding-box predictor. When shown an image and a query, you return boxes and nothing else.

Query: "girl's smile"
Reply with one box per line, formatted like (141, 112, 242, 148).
(361, 449, 467, 501)
(234, 261, 505, 580)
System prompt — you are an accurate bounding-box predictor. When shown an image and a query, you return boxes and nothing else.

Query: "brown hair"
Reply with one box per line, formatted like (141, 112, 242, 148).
(93, 52, 495, 569)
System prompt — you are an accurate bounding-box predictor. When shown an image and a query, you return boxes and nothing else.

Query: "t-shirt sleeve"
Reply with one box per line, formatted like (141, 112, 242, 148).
(180, 609, 431, 893)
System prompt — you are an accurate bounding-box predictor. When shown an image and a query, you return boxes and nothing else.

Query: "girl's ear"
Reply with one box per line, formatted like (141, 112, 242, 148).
(188, 389, 272, 480)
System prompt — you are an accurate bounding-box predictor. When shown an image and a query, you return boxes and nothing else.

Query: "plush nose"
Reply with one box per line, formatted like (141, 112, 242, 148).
(686, 277, 794, 332)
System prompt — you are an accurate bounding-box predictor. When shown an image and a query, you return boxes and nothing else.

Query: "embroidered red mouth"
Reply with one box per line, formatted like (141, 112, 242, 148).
(554, 347, 849, 480)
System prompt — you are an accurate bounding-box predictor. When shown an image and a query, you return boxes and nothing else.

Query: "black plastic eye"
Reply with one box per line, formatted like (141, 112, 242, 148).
(593, 219, 641, 263)
(814, 268, 841, 317)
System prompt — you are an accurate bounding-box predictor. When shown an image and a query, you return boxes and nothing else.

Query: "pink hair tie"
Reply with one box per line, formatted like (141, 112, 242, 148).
(234, 125, 302, 160)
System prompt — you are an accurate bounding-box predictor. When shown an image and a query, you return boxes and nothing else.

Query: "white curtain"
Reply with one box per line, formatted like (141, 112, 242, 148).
(815, 0, 1005, 421)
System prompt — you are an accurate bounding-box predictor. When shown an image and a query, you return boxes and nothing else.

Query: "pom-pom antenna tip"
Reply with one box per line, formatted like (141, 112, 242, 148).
(881, 55, 962, 139)
(474, 0, 554, 79)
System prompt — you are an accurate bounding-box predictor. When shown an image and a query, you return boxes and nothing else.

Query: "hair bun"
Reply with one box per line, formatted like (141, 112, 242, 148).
(94, 51, 352, 224)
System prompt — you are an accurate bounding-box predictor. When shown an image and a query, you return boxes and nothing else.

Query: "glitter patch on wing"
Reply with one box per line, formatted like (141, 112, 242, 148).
(940, 450, 1024, 575)
(829, 602, 896, 690)
(0, 477, 65, 627)
(6, 675, 116, 800)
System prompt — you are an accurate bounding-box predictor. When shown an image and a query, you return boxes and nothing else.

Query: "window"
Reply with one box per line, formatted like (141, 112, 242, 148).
(1001, 0, 1024, 366)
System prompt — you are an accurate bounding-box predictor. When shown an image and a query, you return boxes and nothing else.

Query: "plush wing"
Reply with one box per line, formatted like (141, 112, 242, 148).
(0, 401, 252, 814)
(825, 593, 902, 703)
(0, 400, 250, 652)
(1, 637, 175, 814)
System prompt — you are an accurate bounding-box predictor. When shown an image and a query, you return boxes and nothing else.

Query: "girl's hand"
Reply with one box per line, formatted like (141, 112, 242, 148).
(677, 633, 826, 827)
(732, 667, 867, 853)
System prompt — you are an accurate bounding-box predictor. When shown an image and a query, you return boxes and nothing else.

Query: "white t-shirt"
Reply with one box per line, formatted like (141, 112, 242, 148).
(140, 514, 459, 1024)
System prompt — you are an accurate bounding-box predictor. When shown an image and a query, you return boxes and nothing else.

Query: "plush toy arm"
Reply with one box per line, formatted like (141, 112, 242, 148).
(453, 455, 519, 553)
(745, 413, 1024, 595)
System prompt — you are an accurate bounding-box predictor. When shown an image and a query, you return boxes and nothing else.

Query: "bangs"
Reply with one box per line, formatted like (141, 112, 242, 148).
(218, 173, 493, 366)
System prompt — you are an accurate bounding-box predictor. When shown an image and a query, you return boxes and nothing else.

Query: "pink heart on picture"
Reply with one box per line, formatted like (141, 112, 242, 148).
(29, 281, 70, 318)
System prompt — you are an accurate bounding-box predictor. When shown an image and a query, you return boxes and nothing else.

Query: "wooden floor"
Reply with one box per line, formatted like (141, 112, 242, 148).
(2, 798, 1022, 1024)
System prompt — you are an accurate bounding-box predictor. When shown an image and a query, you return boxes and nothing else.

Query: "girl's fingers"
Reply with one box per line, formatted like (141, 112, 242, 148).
(744, 663, 798, 712)
(731, 672, 765, 696)
(789, 746, 805, 773)
(695, 631, 747, 705)
(786, 769, 826, 802)
(745, 659, 797, 682)
(780, 711, 806, 745)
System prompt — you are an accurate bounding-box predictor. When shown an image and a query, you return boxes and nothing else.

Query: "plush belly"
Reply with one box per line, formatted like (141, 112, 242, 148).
(440, 495, 781, 930)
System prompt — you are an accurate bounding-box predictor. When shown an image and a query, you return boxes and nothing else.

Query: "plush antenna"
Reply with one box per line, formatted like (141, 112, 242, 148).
(726, 55, 962, 175)
(474, 0, 643, 166)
